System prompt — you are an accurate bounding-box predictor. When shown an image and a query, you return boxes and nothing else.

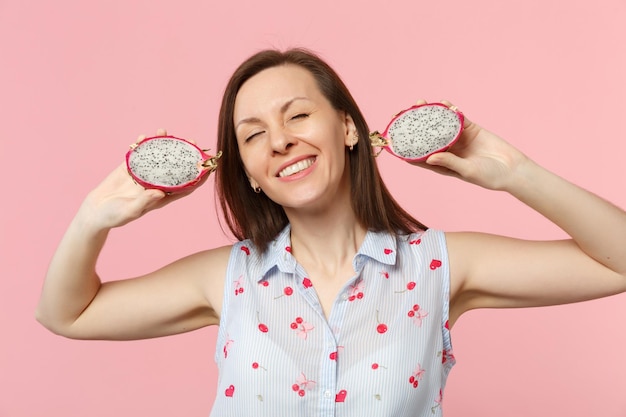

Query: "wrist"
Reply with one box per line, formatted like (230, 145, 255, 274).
(502, 157, 553, 202)
(73, 199, 113, 238)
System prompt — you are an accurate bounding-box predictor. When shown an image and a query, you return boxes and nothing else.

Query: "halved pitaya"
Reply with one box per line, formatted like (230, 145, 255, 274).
(125, 135, 221, 193)
(370, 103, 464, 162)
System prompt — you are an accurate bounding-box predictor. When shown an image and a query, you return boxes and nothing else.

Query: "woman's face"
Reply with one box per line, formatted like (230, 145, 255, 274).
(233, 64, 356, 211)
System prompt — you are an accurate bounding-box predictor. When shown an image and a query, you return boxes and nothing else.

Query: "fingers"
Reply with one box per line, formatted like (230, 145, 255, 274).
(440, 100, 474, 129)
(425, 151, 471, 178)
(126, 189, 167, 218)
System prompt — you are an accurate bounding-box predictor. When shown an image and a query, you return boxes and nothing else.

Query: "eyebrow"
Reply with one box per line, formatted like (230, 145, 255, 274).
(235, 97, 310, 129)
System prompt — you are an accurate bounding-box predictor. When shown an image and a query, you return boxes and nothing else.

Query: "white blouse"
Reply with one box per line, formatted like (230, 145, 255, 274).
(212, 226, 455, 417)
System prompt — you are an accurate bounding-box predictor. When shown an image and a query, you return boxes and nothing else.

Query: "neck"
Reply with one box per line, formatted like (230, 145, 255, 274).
(285, 198, 367, 276)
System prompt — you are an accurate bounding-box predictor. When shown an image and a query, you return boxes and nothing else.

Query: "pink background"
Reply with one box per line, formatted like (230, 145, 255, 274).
(2, 0, 625, 415)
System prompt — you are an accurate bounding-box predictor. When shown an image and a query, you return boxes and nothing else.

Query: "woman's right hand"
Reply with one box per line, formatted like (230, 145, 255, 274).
(37, 129, 225, 340)
(80, 129, 200, 230)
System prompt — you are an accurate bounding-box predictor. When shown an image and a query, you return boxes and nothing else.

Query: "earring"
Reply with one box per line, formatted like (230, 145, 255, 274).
(249, 177, 261, 194)
(350, 132, 359, 151)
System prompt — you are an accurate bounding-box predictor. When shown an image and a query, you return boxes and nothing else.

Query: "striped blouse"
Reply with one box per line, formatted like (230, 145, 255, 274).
(211, 225, 455, 417)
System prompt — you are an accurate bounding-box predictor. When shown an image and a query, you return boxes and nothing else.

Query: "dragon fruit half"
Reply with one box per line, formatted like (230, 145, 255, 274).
(370, 103, 464, 162)
(125, 135, 221, 193)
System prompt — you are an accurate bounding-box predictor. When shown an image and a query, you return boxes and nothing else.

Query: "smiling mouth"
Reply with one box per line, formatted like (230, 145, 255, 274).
(278, 157, 316, 178)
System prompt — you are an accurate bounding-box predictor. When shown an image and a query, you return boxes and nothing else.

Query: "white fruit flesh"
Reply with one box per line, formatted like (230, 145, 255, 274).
(128, 138, 202, 186)
(387, 105, 461, 159)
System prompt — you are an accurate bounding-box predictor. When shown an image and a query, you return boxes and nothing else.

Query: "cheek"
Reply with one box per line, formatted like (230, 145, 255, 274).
(240, 151, 264, 180)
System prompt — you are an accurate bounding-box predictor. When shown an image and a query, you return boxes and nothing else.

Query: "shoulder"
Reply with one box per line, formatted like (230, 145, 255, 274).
(165, 244, 234, 318)
(442, 231, 481, 297)
(175, 244, 234, 270)
(397, 228, 447, 252)
(226, 227, 290, 274)
(387, 229, 449, 274)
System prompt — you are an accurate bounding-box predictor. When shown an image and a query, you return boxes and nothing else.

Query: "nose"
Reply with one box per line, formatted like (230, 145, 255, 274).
(269, 129, 296, 154)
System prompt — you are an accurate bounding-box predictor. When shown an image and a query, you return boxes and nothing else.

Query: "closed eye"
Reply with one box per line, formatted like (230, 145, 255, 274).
(245, 131, 264, 142)
(290, 113, 309, 120)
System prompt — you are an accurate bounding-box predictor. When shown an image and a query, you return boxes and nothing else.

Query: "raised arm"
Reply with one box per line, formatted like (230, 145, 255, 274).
(418, 103, 626, 326)
(36, 132, 229, 340)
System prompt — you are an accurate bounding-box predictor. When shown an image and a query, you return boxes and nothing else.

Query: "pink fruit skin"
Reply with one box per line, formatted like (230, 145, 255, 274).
(379, 103, 464, 162)
(125, 135, 217, 193)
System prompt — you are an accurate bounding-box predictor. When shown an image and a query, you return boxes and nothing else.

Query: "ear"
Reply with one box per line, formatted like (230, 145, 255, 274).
(248, 177, 259, 190)
(342, 112, 358, 147)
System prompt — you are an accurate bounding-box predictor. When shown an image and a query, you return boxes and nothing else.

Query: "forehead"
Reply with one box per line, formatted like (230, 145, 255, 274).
(234, 65, 324, 119)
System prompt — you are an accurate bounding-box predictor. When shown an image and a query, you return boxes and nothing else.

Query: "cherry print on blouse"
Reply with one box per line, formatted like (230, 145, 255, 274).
(224, 384, 235, 397)
(335, 389, 348, 403)
(407, 304, 429, 327)
(240, 245, 250, 255)
(374, 393, 382, 401)
(274, 286, 294, 299)
(371, 362, 387, 370)
(285, 246, 292, 253)
(259, 280, 269, 287)
(290, 316, 314, 339)
(395, 280, 417, 293)
(429, 259, 442, 270)
(329, 345, 344, 361)
(445, 320, 449, 330)
(431, 389, 443, 413)
(383, 248, 393, 255)
(251, 362, 267, 371)
(408, 364, 425, 389)
(292, 372, 316, 397)
(234, 275, 244, 296)
(223, 336, 233, 358)
(256, 312, 269, 333)
(409, 238, 421, 245)
(302, 277, 313, 288)
(375, 310, 388, 334)
(347, 280, 364, 301)
(380, 270, 389, 279)
(439, 349, 455, 365)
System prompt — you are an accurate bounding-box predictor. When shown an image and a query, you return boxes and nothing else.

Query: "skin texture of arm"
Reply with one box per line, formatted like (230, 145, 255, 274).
(36, 132, 230, 341)
(39, 220, 230, 341)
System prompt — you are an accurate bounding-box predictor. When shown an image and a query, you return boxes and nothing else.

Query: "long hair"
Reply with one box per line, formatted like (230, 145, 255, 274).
(215, 48, 426, 252)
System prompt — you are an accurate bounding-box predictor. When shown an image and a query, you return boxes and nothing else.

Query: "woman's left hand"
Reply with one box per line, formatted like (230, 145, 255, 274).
(411, 100, 529, 191)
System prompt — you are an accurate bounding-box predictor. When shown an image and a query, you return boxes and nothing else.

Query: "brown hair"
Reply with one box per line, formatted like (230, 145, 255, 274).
(215, 48, 426, 251)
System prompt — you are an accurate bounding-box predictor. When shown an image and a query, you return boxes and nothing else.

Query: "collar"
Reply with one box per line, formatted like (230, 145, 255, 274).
(258, 224, 295, 282)
(354, 228, 398, 267)
(256, 225, 398, 283)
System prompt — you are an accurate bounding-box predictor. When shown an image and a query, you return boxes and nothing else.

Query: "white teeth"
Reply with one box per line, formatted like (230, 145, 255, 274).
(278, 158, 315, 178)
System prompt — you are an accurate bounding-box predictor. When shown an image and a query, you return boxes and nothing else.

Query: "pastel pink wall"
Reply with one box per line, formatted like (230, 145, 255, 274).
(2, 0, 625, 416)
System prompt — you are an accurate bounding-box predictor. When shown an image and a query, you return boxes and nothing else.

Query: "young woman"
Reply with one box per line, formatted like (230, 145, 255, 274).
(36, 48, 626, 416)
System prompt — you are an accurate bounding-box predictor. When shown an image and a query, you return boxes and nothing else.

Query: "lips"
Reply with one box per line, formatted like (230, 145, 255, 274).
(277, 157, 316, 178)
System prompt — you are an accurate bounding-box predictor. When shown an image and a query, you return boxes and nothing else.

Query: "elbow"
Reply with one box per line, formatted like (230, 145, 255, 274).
(35, 308, 78, 339)
(34, 305, 52, 331)
(34, 309, 62, 336)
